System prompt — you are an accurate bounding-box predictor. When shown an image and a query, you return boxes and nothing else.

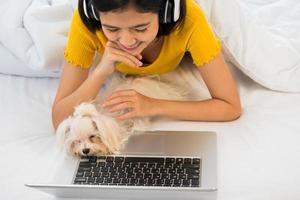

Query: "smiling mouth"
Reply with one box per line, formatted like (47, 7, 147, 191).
(120, 42, 142, 52)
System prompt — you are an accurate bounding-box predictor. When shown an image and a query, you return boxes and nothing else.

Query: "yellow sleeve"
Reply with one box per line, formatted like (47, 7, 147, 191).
(186, 9, 221, 67)
(64, 10, 99, 69)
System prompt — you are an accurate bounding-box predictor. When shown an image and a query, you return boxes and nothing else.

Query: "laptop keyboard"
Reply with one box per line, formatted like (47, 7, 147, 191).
(73, 156, 201, 187)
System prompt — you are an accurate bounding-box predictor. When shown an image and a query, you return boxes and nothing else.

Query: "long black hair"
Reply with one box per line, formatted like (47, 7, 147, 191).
(78, 0, 186, 37)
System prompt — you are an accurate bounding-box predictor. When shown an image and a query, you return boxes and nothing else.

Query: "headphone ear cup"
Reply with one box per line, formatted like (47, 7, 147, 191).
(159, 0, 166, 23)
(166, 1, 174, 23)
(83, 0, 91, 19)
(160, 0, 180, 24)
(160, 0, 173, 24)
(89, 0, 100, 21)
(83, 0, 100, 21)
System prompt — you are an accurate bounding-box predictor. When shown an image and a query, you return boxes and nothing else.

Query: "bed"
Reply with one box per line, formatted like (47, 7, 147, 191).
(1, 62, 300, 200)
(1, 0, 300, 199)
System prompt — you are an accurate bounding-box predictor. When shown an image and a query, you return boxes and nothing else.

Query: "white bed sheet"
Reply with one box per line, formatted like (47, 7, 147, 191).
(0, 64, 300, 200)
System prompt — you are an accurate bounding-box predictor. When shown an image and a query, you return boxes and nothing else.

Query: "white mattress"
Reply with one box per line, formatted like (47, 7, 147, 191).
(1, 63, 300, 200)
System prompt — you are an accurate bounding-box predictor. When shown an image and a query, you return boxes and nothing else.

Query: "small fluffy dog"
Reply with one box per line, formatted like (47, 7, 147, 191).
(56, 70, 196, 157)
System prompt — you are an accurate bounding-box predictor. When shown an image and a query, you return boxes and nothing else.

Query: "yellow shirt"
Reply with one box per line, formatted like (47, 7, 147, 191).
(64, 0, 221, 75)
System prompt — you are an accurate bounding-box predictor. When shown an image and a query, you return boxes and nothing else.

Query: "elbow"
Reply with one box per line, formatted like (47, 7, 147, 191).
(227, 102, 242, 121)
(231, 106, 242, 121)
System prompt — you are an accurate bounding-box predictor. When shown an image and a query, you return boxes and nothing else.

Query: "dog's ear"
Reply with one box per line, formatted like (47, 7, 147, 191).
(56, 117, 72, 146)
(74, 102, 99, 117)
(92, 115, 123, 154)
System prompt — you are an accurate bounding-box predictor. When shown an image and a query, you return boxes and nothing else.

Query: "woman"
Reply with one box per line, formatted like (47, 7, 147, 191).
(52, 0, 241, 130)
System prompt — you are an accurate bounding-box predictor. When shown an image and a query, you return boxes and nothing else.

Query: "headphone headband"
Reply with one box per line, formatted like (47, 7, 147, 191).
(82, 0, 90, 19)
(83, 0, 181, 24)
(90, 2, 100, 21)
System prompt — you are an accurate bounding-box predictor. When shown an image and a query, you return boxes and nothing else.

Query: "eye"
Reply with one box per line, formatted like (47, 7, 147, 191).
(135, 28, 147, 32)
(106, 28, 119, 32)
(89, 135, 96, 140)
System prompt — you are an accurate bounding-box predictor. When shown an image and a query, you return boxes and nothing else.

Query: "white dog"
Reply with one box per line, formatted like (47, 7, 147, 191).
(56, 63, 210, 157)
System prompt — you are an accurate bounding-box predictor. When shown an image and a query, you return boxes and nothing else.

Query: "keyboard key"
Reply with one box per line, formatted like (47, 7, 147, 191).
(188, 174, 200, 179)
(166, 158, 175, 163)
(184, 158, 192, 164)
(153, 173, 161, 179)
(125, 157, 164, 163)
(139, 162, 147, 168)
(144, 173, 152, 179)
(87, 177, 95, 183)
(183, 164, 200, 169)
(76, 172, 84, 177)
(74, 177, 86, 183)
(192, 158, 200, 164)
(186, 168, 200, 174)
(89, 157, 97, 163)
(182, 180, 190, 186)
(179, 174, 186, 179)
(106, 156, 114, 162)
(114, 157, 125, 162)
(176, 158, 183, 164)
(191, 179, 200, 186)
(78, 167, 91, 172)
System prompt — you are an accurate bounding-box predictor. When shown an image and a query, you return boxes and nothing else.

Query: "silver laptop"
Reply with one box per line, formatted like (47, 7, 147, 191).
(26, 130, 217, 199)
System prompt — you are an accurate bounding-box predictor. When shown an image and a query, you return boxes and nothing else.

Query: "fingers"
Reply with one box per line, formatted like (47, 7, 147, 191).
(113, 50, 143, 67)
(101, 90, 138, 120)
(106, 101, 134, 113)
(107, 41, 143, 67)
(102, 94, 136, 110)
(105, 90, 136, 102)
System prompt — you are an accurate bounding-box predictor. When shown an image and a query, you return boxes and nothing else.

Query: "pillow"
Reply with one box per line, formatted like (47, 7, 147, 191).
(0, 44, 60, 78)
(197, 0, 300, 92)
(0, 0, 76, 77)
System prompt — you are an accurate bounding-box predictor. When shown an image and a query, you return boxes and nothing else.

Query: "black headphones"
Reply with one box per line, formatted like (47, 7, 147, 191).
(83, 0, 181, 24)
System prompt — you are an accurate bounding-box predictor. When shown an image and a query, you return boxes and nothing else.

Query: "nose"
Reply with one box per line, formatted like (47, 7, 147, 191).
(82, 148, 90, 155)
(119, 31, 136, 47)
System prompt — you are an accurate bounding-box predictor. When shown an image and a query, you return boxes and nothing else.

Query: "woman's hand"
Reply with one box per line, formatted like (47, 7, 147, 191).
(95, 41, 145, 76)
(101, 89, 158, 120)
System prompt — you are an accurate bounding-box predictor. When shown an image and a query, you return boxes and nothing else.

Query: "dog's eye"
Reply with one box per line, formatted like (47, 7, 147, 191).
(89, 135, 96, 140)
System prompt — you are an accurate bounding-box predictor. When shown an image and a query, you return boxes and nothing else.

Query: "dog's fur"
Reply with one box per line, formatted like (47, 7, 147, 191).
(56, 70, 196, 157)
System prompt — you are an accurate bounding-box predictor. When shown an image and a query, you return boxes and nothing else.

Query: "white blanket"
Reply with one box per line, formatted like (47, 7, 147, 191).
(208, 0, 300, 92)
(0, 0, 75, 72)
(1, 62, 300, 200)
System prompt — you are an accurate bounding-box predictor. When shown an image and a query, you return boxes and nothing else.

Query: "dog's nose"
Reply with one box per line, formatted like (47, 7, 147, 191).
(82, 148, 90, 155)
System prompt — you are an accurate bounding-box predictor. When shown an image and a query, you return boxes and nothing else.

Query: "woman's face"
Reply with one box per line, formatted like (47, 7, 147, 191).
(99, 6, 159, 55)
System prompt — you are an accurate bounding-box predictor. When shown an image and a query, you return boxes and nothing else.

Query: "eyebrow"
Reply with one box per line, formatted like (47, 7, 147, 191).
(102, 22, 150, 29)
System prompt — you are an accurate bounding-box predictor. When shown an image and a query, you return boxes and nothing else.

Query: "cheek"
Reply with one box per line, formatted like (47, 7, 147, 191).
(140, 26, 159, 43)
(102, 29, 117, 41)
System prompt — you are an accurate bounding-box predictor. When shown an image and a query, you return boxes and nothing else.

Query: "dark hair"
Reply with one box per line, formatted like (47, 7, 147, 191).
(78, 0, 186, 37)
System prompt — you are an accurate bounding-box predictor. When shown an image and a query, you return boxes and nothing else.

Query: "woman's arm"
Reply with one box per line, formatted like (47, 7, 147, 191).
(51, 61, 108, 130)
(154, 52, 241, 121)
(103, 52, 241, 122)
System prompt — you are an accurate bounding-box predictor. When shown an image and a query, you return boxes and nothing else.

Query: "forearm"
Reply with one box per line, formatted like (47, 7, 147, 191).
(154, 98, 241, 122)
(52, 70, 108, 129)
